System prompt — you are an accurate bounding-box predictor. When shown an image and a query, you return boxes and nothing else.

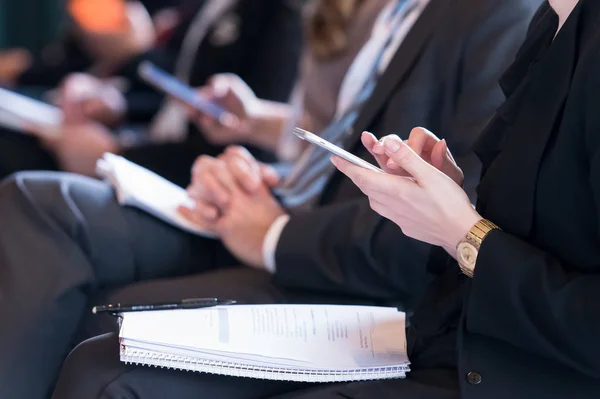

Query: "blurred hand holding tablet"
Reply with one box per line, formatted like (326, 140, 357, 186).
(138, 61, 237, 126)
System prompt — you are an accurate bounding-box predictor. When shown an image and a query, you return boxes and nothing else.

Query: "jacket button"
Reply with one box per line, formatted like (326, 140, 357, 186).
(466, 371, 482, 385)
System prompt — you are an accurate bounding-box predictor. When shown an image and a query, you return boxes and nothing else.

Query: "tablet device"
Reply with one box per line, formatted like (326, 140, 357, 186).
(138, 61, 233, 124)
(293, 127, 383, 173)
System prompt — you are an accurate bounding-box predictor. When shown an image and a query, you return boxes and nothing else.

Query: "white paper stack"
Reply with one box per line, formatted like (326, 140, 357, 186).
(119, 305, 410, 382)
(96, 153, 216, 238)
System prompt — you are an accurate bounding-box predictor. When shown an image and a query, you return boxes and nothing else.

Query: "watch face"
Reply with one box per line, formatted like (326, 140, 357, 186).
(457, 242, 477, 268)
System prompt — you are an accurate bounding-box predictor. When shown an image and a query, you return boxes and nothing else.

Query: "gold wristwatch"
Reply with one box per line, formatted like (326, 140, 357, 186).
(456, 219, 500, 278)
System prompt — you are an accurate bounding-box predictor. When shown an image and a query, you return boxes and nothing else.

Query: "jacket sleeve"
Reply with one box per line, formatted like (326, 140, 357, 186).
(274, 198, 432, 305)
(466, 53, 600, 378)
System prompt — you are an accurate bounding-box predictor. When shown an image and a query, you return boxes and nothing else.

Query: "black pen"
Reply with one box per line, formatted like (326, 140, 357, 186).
(92, 298, 237, 314)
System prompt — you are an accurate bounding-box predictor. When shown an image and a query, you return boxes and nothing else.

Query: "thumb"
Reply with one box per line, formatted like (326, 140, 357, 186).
(62, 86, 85, 125)
(208, 74, 230, 99)
(382, 135, 437, 183)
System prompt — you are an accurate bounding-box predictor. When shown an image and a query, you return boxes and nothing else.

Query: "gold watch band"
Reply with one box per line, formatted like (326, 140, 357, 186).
(458, 219, 501, 278)
(468, 219, 500, 246)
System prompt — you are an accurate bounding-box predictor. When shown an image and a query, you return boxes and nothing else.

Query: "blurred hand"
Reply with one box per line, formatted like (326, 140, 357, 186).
(182, 146, 280, 220)
(33, 122, 118, 176)
(0, 48, 31, 85)
(362, 128, 464, 186)
(59, 73, 127, 126)
(178, 146, 283, 268)
(212, 178, 286, 269)
(30, 83, 119, 176)
(152, 7, 180, 41)
(332, 133, 480, 257)
(186, 74, 260, 145)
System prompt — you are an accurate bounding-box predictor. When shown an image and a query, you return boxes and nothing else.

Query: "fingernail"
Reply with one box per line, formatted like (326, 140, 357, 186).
(372, 143, 385, 154)
(384, 137, 402, 153)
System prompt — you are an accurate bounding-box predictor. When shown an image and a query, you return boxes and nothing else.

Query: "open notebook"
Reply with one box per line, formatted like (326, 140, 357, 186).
(0, 88, 62, 135)
(119, 305, 410, 382)
(96, 153, 216, 238)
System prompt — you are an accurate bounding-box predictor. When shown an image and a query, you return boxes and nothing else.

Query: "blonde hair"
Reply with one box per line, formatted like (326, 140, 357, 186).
(306, 0, 366, 60)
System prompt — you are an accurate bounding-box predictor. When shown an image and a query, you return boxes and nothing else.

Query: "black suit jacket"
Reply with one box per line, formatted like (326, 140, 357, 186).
(273, 0, 541, 306)
(443, 2, 600, 397)
(120, 0, 303, 123)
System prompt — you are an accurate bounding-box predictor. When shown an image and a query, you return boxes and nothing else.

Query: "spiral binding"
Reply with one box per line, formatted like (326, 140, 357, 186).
(121, 345, 409, 383)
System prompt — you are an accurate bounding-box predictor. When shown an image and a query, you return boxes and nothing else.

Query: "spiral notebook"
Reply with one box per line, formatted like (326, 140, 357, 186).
(119, 305, 410, 382)
(96, 153, 217, 238)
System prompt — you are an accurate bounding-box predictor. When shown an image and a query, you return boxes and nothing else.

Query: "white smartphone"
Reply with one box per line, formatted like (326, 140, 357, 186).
(138, 61, 233, 124)
(293, 127, 383, 173)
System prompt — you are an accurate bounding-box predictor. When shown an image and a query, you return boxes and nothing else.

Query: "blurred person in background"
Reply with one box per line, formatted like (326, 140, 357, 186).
(0, 0, 303, 186)
(0, 0, 541, 398)
(0, 0, 158, 87)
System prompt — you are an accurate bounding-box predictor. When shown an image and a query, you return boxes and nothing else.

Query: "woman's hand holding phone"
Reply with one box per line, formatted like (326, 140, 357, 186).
(189, 74, 257, 145)
(332, 128, 478, 258)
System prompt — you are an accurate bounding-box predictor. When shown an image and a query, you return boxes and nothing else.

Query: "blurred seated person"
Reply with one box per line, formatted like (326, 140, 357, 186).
(0, 0, 304, 186)
(0, 0, 157, 88)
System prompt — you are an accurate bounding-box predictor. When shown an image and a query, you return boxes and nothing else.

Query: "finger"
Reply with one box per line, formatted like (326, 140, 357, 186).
(259, 163, 280, 188)
(361, 132, 391, 169)
(61, 76, 91, 124)
(191, 157, 237, 205)
(183, 196, 220, 221)
(197, 170, 233, 207)
(222, 146, 262, 191)
(222, 154, 261, 192)
(177, 204, 219, 227)
(207, 74, 230, 98)
(382, 136, 439, 183)
(332, 156, 418, 205)
(430, 139, 447, 172)
(406, 127, 438, 157)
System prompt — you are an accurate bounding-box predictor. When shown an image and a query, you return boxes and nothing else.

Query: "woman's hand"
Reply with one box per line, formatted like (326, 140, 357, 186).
(187, 74, 258, 146)
(57, 73, 127, 127)
(186, 74, 291, 152)
(363, 128, 464, 186)
(331, 134, 481, 257)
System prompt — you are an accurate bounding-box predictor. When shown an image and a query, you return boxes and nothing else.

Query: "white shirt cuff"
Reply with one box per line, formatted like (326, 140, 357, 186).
(262, 214, 290, 274)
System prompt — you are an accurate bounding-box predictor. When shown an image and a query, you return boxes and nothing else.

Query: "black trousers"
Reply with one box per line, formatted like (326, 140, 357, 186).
(0, 172, 238, 398)
(0, 172, 460, 398)
(51, 268, 460, 399)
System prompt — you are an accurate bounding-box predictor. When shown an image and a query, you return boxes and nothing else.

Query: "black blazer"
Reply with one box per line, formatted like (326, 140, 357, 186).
(273, 0, 541, 305)
(120, 0, 304, 122)
(445, 1, 600, 397)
